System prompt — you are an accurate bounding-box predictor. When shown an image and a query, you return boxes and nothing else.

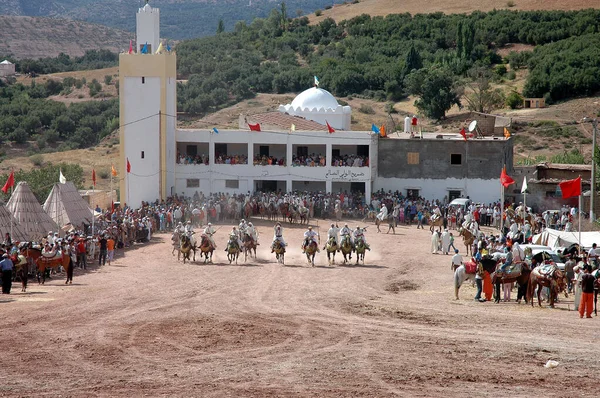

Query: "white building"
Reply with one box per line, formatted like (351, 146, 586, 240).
(278, 87, 352, 130)
(0, 60, 15, 77)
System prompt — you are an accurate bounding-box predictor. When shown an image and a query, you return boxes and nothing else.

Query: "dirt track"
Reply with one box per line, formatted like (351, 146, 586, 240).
(2, 219, 599, 397)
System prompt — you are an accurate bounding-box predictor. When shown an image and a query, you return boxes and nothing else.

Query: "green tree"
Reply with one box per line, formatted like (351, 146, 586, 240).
(405, 66, 462, 120)
(506, 91, 523, 109)
(463, 67, 506, 113)
(216, 19, 225, 34)
(403, 44, 422, 75)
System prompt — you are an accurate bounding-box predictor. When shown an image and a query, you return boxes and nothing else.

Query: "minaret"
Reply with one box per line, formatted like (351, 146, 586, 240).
(119, 1, 176, 207)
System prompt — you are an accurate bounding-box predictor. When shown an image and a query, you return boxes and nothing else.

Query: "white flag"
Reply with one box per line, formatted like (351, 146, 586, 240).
(521, 176, 528, 194)
(59, 169, 66, 184)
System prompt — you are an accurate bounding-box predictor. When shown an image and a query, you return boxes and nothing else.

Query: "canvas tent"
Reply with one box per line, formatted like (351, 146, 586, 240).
(7, 181, 59, 241)
(532, 228, 600, 250)
(43, 182, 93, 229)
(0, 204, 28, 242)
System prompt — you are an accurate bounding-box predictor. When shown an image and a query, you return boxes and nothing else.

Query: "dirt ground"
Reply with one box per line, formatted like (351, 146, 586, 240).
(1, 218, 599, 397)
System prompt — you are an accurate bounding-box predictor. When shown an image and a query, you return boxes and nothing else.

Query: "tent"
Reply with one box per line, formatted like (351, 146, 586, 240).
(531, 228, 600, 250)
(43, 182, 93, 229)
(0, 204, 28, 242)
(7, 181, 59, 241)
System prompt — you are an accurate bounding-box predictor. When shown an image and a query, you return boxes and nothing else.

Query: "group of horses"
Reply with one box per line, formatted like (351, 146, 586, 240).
(324, 235, 367, 266)
(244, 201, 311, 225)
(172, 230, 258, 266)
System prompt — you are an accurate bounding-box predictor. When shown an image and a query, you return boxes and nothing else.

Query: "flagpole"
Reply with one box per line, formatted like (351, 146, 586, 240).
(578, 175, 582, 252)
(10, 184, 13, 240)
(500, 164, 505, 234)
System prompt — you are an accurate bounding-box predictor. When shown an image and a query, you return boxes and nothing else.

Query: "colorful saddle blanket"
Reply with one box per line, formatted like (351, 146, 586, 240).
(496, 262, 523, 278)
(533, 264, 557, 278)
(465, 260, 477, 274)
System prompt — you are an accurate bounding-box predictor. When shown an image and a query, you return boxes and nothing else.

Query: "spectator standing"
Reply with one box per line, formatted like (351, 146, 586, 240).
(106, 237, 115, 266)
(99, 235, 108, 266)
(1, 253, 13, 294)
(579, 265, 595, 318)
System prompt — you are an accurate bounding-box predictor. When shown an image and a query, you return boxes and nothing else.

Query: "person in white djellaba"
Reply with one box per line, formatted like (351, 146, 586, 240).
(353, 226, 370, 250)
(324, 223, 340, 251)
(271, 222, 287, 252)
(245, 222, 259, 245)
(203, 223, 217, 249)
(302, 226, 320, 253)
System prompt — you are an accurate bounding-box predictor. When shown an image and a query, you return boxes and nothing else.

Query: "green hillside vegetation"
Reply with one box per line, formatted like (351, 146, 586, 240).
(176, 9, 600, 119)
(1, 50, 119, 75)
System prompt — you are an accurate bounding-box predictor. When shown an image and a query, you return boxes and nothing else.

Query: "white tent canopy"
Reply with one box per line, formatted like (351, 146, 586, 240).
(0, 204, 28, 242)
(532, 228, 600, 250)
(7, 181, 59, 241)
(43, 182, 93, 229)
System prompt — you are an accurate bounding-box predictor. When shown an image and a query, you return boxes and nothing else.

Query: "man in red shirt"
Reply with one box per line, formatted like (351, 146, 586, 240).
(76, 238, 87, 269)
(579, 265, 596, 318)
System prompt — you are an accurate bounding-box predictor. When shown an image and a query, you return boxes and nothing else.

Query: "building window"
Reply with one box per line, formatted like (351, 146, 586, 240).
(259, 145, 269, 157)
(225, 180, 239, 189)
(186, 179, 199, 188)
(406, 189, 419, 199)
(448, 190, 462, 201)
(450, 154, 462, 165)
(141, 151, 145, 159)
(141, 77, 145, 84)
(215, 143, 227, 157)
(407, 152, 419, 165)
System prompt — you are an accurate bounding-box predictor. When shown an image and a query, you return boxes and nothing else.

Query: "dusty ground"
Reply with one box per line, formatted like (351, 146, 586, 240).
(1, 218, 599, 397)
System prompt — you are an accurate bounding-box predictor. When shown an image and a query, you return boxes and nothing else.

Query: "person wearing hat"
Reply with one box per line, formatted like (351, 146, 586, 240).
(324, 223, 340, 251)
(353, 226, 370, 251)
(271, 222, 286, 253)
(339, 223, 353, 249)
(203, 223, 217, 250)
(246, 222, 259, 245)
(302, 226, 320, 253)
(441, 229, 451, 255)
(0, 253, 13, 294)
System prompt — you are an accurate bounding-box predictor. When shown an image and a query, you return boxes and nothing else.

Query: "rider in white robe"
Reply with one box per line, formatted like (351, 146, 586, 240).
(508, 220, 519, 240)
(183, 221, 196, 246)
(225, 227, 242, 251)
(271, 223, 286, 251)
(203, 223, 217, 249)
(376, 205, 388, 221)
(325, 223, 340, 250)
(302, 226, 320, 253)
(353, 227, 370, 250)
(339, 223, 354, 248)
(246, 222, 259, 244)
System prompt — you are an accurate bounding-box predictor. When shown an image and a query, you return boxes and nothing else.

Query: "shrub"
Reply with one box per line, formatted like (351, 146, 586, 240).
(30, 154, 44, 166)
(506, 91, 523, 109)
(506, 1, 516, 7)
(506, 70, 516, 80)
(358, 104, 376, 114)
(495, 64, 507, 77)
(384, 102, 397, 114)
(315, 9, 322, 16)
(98, 170, 110, 179)
(104, 75, 113, 85)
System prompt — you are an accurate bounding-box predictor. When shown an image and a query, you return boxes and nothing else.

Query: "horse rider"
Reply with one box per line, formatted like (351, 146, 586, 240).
(46, 231, 55, 246)
(508, 219, 519, 240)
(324, 223, 340, 251)
(353, 226, 371, 251)
(339, 223, 354, 249)
(225, 226, 241, 251)
(302, 226, 320, 253)
(246, 222, 259, 245)
(432, 205, 442, 221)
(515, 202, 526, 221)
(376, 205, 388, 222)
(523, 220, 532, 242)
(203, 223, 217, 249)
(271, 222, 287, 252)
(239, 219, 248, 233)
(184, 220, 196, 246)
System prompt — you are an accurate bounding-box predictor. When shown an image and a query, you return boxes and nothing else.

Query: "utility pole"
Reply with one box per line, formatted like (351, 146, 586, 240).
(584, 117, 598, 222)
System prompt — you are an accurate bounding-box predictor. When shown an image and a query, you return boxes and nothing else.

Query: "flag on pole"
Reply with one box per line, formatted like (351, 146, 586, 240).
(314, 76, 319, 87)
(155, 42, 164, 54)
(126, 158, 131, 173)
(504, 127, 511, 139)
(371, 124, 380, 135)
(128, 40, 133, 54)
(111, 200, 115, 214)
(166, 44, 172, 52)
(559, 177, 581, 199)
(212, 127, 219, 134)
(1, 171, 14, 193)
(500, 166, 515, 188)
(290, 124, 296, 133)
(380, 124, 387, 138)
(111, 165, 117, 177)
(326, 121, 335, 133)
(248, 123, 261, 132)
(92, 169, 96, 187)
(460, 128, 467, 141)
(521, 176, 528, 194)
(59, 169, 66, 184)
(141, 42, 148, 54)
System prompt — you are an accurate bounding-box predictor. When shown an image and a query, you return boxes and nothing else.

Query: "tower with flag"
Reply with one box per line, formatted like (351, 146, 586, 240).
(120, 1, 176, 207)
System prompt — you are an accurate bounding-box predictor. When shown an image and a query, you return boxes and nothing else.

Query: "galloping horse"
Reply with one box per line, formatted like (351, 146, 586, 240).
(354, 236, 367, 265)
(273, 241, 285, 265)
(325, 236, 338, 265)
(304, 240, 318, 267)
(198, 234, 215, 264)
(458, 228, 475, 256)
(527, 265, 568, 308)
(298, 206, 310, 225)
(226, 237, 240, 265)
(179, 234, 196, 264)
(23, 246, 72, 285)
(340, 235, 353, 264)
(242, 233, 257, 262)
(429, 215, 444, 233)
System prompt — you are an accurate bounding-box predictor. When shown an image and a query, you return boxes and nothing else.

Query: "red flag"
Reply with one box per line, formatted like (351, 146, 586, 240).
(248, 123, 261, 132)
(92, 169, 96, 186)
(126, 158, 131, 173)
(128, 40, 133, 54)
(459, 128, 467, 141)
(1, 171, 14, 194)
(111, 200, 115, 214)
(559, 177, 581, 199)
(500, 166, 515, 188)
(326, 121, 335, 133)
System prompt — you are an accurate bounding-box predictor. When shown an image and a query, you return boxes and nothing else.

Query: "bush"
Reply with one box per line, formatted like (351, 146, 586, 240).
(104, 75, 113, 85)
(495, 64, 507, 77)
(506, 1, 516, 7)
(506, 70, 516, 80)
(506, 91, 523, 109)
(98, 170, 110, 179)
(315, 9, 322, 16)
(384, 102, 397, 114)
(358, 104, 376, 114)
(30, 154, 44, 166)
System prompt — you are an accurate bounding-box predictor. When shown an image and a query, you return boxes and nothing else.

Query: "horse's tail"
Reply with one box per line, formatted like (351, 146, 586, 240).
(453, 266, 463, 300)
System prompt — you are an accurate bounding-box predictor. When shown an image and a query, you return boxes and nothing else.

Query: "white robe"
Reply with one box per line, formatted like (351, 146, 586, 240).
(376, 206, 388, 221)
(431, 232, 439, 254)
(441, 231, 450, 254)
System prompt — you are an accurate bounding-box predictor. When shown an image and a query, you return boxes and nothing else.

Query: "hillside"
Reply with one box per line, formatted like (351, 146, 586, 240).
(0, 0, 347, 40)
(0, 15, 131, 59)
(311, 0, 600, 23)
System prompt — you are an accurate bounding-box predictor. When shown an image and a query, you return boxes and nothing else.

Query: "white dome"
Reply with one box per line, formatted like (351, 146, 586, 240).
(290, 87, 339, 110)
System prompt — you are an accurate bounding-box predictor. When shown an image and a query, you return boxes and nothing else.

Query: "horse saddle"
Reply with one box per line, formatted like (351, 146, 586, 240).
(41, 250, 62, 260)
(464, 260, 477, 274)
(533, 264, 557, 279)
(496, 262, 523, 278)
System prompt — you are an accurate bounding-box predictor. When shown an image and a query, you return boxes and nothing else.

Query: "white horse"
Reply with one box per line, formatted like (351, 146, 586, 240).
(453, 264, 476, 300)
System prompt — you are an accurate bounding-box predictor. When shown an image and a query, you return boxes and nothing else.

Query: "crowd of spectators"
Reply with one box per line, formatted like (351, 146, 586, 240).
(292, 154, 326, 167)
(177, 153, 209, 165)
(253, 155, 286, 166)
(331, 155, 369, 167)
(214, 154, 248, 164)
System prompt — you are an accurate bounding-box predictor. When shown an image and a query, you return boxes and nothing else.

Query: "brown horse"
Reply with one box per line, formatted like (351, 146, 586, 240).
(304, 240, 318, 267)
(429, 215, 444, 233)
(273, 241, 285, 265)
(458, 228, 474, 256)
(14, 254, 29, 292)
(325, 236, 338, 265)
(198, 235, 214, 264)
(491, 262, 532, 304)
(179, 234, 196, 264)
(527, 265, 568, 308)
(23, 247, 72, 285)
(242, 233, 257, 262)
